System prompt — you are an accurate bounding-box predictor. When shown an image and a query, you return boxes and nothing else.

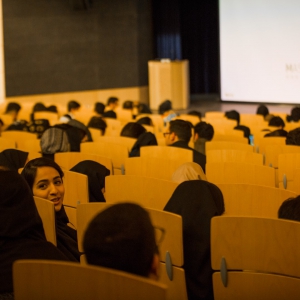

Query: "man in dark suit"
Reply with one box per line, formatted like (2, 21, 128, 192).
(164, 119, 206, 173)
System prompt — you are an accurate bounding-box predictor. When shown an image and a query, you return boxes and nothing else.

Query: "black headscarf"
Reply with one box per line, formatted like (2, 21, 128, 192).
(164, 180, 224, 300)
(129, 132, 158, 157)
(0, 171, 69, 293)
(70, 160, 110, 202)
(0, 149, 28, 171)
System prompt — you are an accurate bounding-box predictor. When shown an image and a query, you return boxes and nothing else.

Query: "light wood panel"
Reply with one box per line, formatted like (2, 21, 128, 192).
(206, 162, 275, 187)
(33, 196, 56, 246)
(91, 136, 136, 151)
(81, 141, 128, 174)
(206, 141, 254, 152)
(211, 216, 300, 299)
(1, 131, 37, 148)
(217, 183, 297, 218)
(55, 152, 113, 175)
(13, 260, 167, 300)
(207, 149, 263, 165)
(140, 145, 193, 162)
(125, 157, 190, 181)
(105, 175, 179, 210)
(63, 170, 89, 207)
(0, 137, 16, 150)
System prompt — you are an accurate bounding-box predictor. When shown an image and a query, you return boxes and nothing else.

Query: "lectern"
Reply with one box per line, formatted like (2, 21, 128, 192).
(148, 60, 189, 111)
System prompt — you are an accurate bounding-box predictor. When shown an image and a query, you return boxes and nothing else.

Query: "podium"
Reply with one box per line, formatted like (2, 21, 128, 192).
(148, 60, 189, 111)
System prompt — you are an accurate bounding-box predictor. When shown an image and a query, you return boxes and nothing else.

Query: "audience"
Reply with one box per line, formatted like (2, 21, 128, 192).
(286, 107, 300, 123)
(164, 119, 206, 172)
(0, 149, 28, 171)
(159, 100, 177, 124)
(87, 116, 107, 135)
(129, 132, 158, 157)
(193, 121, 214, 155)
(60, 100, 81, 123)
(265, 116, 287, 137)
(256, 104, 272, 121)
(21, 157, 81, 261)
(70, 160, 110, 202)
(0, 170, 68, 297)
(83, 203, 160, 280)
(278, 196, 300, 221)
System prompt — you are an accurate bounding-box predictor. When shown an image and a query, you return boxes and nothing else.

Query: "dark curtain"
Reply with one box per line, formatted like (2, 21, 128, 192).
(152, 0, 220, 94)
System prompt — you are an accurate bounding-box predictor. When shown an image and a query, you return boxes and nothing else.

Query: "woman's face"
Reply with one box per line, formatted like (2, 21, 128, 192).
(32, 166, 64, 212)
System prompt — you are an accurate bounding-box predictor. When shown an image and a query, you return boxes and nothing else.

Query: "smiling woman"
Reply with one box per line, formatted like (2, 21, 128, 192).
(21, 157, 80, 262)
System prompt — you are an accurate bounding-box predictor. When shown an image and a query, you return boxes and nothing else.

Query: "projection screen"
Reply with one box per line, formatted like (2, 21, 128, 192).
(219, 0, 300, 103)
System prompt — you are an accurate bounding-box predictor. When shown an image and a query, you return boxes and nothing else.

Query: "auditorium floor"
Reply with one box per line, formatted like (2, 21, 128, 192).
(175, 93, 295, 116)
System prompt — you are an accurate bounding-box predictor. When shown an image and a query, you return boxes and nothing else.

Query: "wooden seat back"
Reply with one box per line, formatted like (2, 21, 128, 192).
(206, 162, 275, 187)
(217, 183, 297, 218)
(207, 149, 263, 165)
(105, 175, 178, 210)
(13, 260, 167, 300)
(33, 196, 56, 246)
(211, 216, 300, 300)
(206, 141, 254, 152)
(63, 170, 89, 207)
(81, 141, 128, 174)
(55, 152, 113, 174)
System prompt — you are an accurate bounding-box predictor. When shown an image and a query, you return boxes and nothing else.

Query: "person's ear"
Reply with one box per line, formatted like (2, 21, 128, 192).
(149, 254, 160, 281)
(170, 132, 176, 142)
(194, 132, 199, 142)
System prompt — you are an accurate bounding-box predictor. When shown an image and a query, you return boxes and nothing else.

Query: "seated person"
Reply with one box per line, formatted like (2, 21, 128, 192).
(120, 122, 146, 139)
(83, 203, 160, 280)
(264, 116, 287, 137)
(194, 121, 214, 155)
(103, 97, 119, 119)
(136, 116, 153, 127)
(159, 100, 177, 125)
(0, 149, 28, 171)
(0, 170, 69, 297)
(164, 119, 206, 172)
(286, 128, 300, 146)
(188, 110, 202, 121)
(60, 100, 81, 123)
(171, 162, 207, 183)
(256, 105, 273, 121)
(129, 132, 158, 157)
(22, 157, 81, 261)
(278, 196, 300, 221)
(94, 102, 105, 116)
(4, 102, 28, 131)
(287, 107, 300, 123)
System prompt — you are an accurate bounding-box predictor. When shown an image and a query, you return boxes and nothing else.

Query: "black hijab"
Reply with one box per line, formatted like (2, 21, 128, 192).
(0, 149, 28, 171)
(129, 132, 158, 157)
(70, 160, 110, 202)
(164, 180, 224, 300)
(0, 171, 69, 293)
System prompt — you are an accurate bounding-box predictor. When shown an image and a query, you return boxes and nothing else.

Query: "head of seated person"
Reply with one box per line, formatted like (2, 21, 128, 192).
(67, 100, 81, 114)
(106, 97, 119, 111)
(5, 102, 21, 121)
(136, 117, 153, 127)
(21, 157, 65, 213)
(33, 102, 47, 112)
(278, 196, 300, 222)
(164, 119, 192, 146)
(87, 116, 107, 135)
(123, 100, 134, 110)
(286, 128, 300, 145)
(94, 102, 105, 116)
(225, 110, 240, 126)
(120, 122, 146, 139)
(0, 149, 29, 172)
(194, 122, 214, 142)
(172, 162, 206, 183)
(159, 100, 177, 123)
(83, 203, 160, 280)
(256, 105, 269, 119)
(187, 110, 202, 121)
(268, 116, 285, 129)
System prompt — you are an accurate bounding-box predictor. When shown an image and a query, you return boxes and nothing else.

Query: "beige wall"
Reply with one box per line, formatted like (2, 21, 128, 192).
(0, 0, 5, 103)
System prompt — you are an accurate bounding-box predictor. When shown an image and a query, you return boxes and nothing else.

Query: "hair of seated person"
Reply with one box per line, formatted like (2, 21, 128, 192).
(194, 121, 214, 141)
(88, 116, 107, 135)
(83, 203, 157, 277)
(278, 196, 300, 222)
(120, 122, 146, 139)
(268, 116, 285, 128)
(169, 119, 192, 143)
(107, 97, 119, 106)
(225, 110, 240, 125)
(123, 100, 134, 109)
(68, 100, 81, 112)
(256, 105, 269, 117)
(5, 102, 21, 114)
(136, 117, 153, 126)
(94, 102, 105, 115)
(187, 110, 202, 121)
(21, 157, 64, 189)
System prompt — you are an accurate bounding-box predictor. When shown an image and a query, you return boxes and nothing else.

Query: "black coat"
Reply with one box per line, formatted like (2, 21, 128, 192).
(164, 180, 224, 300)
